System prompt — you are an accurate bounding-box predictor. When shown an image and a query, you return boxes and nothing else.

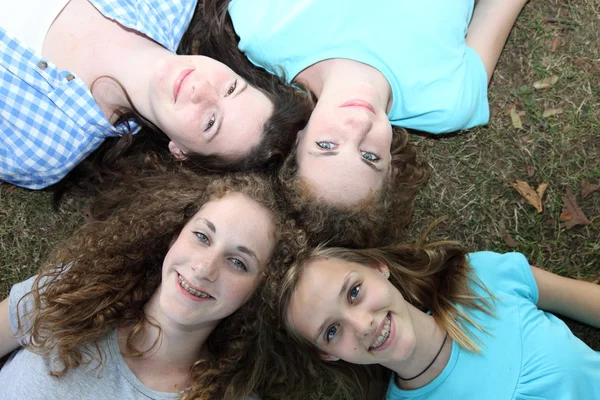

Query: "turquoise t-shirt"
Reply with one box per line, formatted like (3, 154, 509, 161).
(228, 0, 489, 134)
(386, 251, 600, 400)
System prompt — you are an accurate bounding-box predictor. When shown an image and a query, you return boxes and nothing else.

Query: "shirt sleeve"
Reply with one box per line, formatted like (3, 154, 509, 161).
(8, 275, 39, 344)
(467, 251, 539, 304)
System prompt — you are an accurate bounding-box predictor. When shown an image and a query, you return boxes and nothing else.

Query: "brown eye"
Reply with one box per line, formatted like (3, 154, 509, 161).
(226, 80, 237, 96)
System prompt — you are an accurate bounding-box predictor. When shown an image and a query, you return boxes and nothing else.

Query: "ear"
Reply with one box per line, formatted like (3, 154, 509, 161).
(317, 351, 340, 362)
(168, 141, 188, 160)
(374, 262, 390, 279)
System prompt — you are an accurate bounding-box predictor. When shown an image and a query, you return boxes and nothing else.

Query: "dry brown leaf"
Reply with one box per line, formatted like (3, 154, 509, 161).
(536, 182, 548, 199)
(560, 188, 591, 230)
(503, 234, 519, 248)
(533, 75, 559, 90)
(509, 106, 523, 129)
(542, 107, 564, 118)
(581, 180, 600, 199)
(511, 180, 548, 213)
(551, 36, 560, 52)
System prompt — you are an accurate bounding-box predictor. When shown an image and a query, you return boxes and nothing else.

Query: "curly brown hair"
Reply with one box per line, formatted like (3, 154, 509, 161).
(17, 170, 306, 399)
(261, 239, 493, 399)
(278, 128, 429, 249)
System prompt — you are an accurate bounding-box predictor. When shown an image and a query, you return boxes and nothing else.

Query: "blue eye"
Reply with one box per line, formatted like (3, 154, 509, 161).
(317, 141, 335, 150)
(229, 258, 247, 272)
(349, 284, 360, 303)
(361, 151, 380, 162)
(195, 232, 209, 244)
(205, 115, 216, 132)
(226, 80, 237, 96)
(326, 325, 339, 342)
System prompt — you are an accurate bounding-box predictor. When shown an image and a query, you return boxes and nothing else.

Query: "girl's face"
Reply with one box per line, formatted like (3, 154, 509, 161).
(158, 192, 276, 330)
(295, 99, 393, 205)
(149, 55, 274, 160)
(287, 257, 417, 366)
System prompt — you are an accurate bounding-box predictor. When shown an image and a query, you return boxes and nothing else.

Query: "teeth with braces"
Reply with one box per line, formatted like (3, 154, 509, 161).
(370, 314, 391, 350)
(178, 275, 212, 298)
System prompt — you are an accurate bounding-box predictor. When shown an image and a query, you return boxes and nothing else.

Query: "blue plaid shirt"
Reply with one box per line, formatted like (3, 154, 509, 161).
(0, 0, 197, 189)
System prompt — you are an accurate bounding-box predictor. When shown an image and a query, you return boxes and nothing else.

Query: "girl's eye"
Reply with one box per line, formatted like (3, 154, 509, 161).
(226, 80, 237, 96)
(349, 284, 360, 303)
(195, 232, 209, 244)
(317, 141, 336, 150)
(361, 151, 380, 162)
(229, 258, 247, 272)
(326, 325, 339, 342)
(205, 115, 216, 132)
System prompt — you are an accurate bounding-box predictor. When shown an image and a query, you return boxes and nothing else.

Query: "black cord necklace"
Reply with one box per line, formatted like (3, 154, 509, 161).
(397, 332, 448, 382)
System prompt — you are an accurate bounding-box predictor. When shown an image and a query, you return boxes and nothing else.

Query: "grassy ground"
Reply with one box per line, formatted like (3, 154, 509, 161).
(408, 0, 600, 348)
(0, 0, 598, 356)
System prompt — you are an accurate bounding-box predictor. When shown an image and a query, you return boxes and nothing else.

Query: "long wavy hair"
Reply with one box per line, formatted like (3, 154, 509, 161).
(264, 239, 493, 399)
(279, 128, 429, 248)
(17, 170, 305, 399)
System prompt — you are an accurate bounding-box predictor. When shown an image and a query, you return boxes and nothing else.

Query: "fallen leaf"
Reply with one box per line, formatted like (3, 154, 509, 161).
(560, 188, 591, 230)
(581, 180, 600, 199)
(551, 36, 560, 52)
(503, 234, 519, 248)
(533, 75, 559, 90)
(511, 180, 548, 213)
(509, 106, 523, 129)
(542, 107, 564, 118)
(536, 182, 548, 200)
(526, 164, 535, 177)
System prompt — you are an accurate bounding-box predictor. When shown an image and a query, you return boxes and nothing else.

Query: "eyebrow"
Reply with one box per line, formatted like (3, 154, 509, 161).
(313, 272, 353, 343)
(308, 150, 339, 157)
(361, 158, 382, 172)
(199, 218, 216, 233)
(237, 245, 259, 264)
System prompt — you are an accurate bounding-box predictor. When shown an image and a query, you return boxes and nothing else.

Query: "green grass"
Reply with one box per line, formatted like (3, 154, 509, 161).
(0, 0, 598, 361)
(407, 0, 599, 348)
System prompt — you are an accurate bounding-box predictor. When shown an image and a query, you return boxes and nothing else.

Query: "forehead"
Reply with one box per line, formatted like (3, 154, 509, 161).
(296, 157, 384, 206)
(191, 192, 274, 233)
(218, 87, 274, 158)
(288, 258, 355, 335)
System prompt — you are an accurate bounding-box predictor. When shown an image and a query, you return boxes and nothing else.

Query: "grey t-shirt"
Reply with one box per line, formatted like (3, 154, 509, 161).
(0, 276, 180, 400)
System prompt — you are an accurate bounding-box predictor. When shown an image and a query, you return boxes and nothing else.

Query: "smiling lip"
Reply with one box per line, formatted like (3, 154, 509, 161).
(176, 273, 214, 302)
(369, 313, 394, 352)
(341, 99, 376, 114)
(173, 68, 195, 103)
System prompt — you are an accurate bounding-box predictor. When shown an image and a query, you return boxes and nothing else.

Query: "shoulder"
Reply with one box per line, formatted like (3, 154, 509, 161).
(467, 251, 538, 302)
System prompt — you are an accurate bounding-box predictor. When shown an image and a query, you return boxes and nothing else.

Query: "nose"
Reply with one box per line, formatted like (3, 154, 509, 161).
(343, 112, 372, 139)
(190, 80, 219, 104)
(347, 309, 375, 339)
(190, 250, 220, 282)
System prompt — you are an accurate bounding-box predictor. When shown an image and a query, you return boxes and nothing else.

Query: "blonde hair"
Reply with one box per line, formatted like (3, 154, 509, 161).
(272, 240, 494, 399)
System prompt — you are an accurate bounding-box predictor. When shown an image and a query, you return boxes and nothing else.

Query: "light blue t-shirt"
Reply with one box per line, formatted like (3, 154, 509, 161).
(386, 251, 600, 400)
(228, 0, 489, 134)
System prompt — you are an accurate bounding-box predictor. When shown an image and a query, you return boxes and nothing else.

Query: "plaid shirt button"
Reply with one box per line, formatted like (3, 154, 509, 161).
(66, 74, 75, 81)
(38, 61, 48, 70)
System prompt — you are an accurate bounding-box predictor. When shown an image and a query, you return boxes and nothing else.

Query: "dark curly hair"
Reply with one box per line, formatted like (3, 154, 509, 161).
(17, 170, 306, 399)
(279, 128, 429, 248)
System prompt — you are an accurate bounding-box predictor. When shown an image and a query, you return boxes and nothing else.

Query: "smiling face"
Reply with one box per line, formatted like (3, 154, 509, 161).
(149, 55, 274, 159)
(295, 99, 393, 205)
(158, 192, 276, 330)
(287, 257, 417, 366)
